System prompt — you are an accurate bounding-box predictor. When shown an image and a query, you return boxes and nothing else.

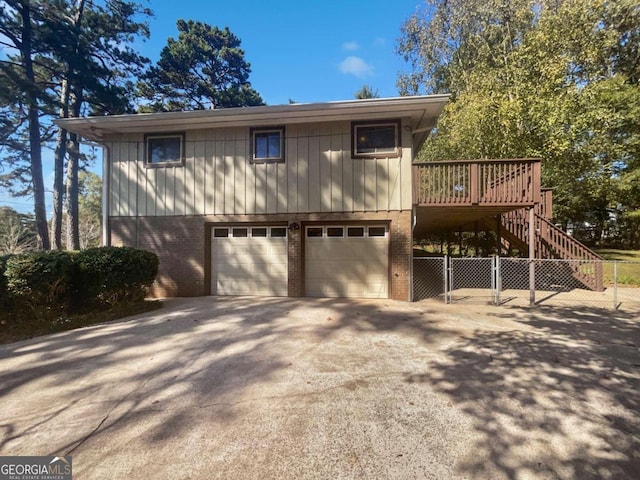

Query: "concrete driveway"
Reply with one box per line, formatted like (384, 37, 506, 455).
(1, 297, 638, 479)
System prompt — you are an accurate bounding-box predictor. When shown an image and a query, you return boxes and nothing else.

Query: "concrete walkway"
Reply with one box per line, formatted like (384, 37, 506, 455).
(1, 297, 638, 479)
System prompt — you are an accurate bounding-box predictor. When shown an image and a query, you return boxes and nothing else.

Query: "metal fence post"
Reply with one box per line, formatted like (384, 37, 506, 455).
(443, 255, 449, 304)
(495, 256, 501, 305)
(528, 207, 536, 306)
(613, 260, 618, 310)
(529, 260, 536, 306)
(491, 256, 500, 305)
(447, 255, 453, 304)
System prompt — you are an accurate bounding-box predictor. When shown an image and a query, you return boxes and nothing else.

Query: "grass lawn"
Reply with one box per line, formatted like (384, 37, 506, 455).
(595, 249, 640, 287)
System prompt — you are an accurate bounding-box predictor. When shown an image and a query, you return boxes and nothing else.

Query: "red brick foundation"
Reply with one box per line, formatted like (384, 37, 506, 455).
(110, 210, 412, 300)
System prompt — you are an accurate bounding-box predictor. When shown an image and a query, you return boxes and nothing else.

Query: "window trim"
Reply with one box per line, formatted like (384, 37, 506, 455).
(347, 226, 365, 237)
(351, 120, 401, 159)
(251, 126, 285, 164)
(144, 132, 185, 168)
(368, 226, 387, 237)
(270, 227, 287, 238)
(327, 226, 344, 238)
(306, 227, 324, 238)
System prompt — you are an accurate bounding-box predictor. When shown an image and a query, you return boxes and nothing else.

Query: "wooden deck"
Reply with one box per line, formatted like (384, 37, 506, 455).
(413, 158, 541, 207)
(413, 158, 542, 234)
(412, 159, 603, 291)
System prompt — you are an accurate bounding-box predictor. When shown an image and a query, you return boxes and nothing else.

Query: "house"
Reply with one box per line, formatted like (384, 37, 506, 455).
(57, 96, 451, 300)
(56, 95, 603, 301)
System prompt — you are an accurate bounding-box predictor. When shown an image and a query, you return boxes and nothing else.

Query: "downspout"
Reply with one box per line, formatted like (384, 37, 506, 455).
(411, 205, 416, 302)
(101, 144, 110, 246)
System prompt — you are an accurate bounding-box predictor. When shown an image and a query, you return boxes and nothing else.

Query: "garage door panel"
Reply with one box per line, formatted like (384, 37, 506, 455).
(211, 229, 288, 296)
(269, 245, 288, 256)
(267, 263, 288, 275)
(215, 262, 247, 274)
(305, 225, 389, 299)
(367, 274, 388, 284)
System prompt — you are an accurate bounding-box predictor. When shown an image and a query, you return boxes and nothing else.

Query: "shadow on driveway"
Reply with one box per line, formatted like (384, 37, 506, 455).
(407, 304, 640, 479)
(0, 297, 638, 479)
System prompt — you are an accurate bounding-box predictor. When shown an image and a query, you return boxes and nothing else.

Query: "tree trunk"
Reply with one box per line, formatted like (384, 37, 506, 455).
(65, 91, 82, 250)
(54, 0, 85, 250)
(65, 135, 80, 250)
(20, 1, 50, 250)
(52, 80, 70, 250)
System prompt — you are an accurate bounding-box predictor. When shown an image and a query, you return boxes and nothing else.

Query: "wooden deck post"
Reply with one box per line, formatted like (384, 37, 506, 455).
(470, 162, 479, 204)
(474, 222, 479, 256)
(532, 161, 542, 204)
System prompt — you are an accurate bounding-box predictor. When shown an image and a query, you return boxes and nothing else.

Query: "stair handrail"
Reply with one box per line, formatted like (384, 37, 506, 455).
(535, 214, 603, 262)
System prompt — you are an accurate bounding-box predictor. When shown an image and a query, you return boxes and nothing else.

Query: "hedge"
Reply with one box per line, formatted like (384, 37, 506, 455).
(0, 247, 158, 315)
(5, 251, 76, 313)
(76, 247, 159, 305)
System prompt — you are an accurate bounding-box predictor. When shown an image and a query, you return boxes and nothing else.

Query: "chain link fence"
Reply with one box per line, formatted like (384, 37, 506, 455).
(413, 257, 446, 301)
(414, 256, 640, 310)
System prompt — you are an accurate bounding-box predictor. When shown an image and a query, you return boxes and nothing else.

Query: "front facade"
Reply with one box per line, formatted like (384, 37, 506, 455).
(58, 96, 450, 301)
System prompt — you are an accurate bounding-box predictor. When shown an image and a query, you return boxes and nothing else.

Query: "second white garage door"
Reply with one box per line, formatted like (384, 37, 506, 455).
(305, 225, 389, 298)
(211, 226, 288, 296)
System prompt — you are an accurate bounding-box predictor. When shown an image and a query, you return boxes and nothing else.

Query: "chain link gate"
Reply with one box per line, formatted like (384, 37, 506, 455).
(448, 257, 495, 304)
(413, 256, 640, 310)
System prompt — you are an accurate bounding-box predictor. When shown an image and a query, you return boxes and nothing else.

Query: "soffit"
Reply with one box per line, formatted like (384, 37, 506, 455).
(55, 95, 450, 150)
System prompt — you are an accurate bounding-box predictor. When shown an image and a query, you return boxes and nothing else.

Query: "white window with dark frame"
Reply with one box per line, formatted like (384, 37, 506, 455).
(352, 121, 401, 158)
(145, 132, 185, 167)
(251, 127, 285, 163)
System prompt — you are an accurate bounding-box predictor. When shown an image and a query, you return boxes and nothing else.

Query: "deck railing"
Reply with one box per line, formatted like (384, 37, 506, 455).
(413, 158, 541, 206)
(539, 188, 553, 220)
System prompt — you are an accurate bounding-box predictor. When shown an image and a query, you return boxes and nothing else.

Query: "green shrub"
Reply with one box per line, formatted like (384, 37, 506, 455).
(76, 247, 159, 305)
(5, 251, 76, 313)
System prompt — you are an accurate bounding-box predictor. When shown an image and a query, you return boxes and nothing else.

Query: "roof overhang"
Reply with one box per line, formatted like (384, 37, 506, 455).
(54, 95, 450, 151)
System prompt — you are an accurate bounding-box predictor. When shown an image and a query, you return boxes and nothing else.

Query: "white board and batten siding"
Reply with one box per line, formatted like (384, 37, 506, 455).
(106, 121, 413, 217)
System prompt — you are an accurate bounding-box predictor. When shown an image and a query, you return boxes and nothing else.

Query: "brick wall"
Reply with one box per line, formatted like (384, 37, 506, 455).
(111, 216, 205, 297)
(110, 210, 413, 301)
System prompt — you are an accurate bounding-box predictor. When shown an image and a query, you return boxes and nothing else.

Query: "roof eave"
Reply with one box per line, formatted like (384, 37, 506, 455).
(54, 95, 450, 142)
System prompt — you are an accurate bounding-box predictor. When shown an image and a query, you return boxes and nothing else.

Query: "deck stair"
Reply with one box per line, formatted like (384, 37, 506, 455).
(413, 159, 604, 291)
(491, 193, 604, 292)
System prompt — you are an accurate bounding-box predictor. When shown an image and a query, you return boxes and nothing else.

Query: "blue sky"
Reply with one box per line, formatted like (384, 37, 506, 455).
(1, 0, 423, 214)
(142, 0, 421, 104)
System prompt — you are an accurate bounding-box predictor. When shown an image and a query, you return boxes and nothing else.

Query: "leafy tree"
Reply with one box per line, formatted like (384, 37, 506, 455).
(55, 169, 103, 250)
(398, 0, 640, 244)
(50, 0, 150, 250)
(397, 0, 536, 96)
(0, 206, 37, 254)
(354, 84, 380, 99)
(1, 0, 150, 251)
(139, 20, 264, 111)
(0, 0, 59, 250)
(77, 171, 102, 249)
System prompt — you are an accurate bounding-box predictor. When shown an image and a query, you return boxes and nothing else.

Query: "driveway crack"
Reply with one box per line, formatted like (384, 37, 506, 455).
(63, 366, 172, 456)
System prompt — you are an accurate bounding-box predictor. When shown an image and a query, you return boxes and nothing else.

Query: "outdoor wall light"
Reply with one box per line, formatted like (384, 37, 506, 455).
(288, 222, 300, 231)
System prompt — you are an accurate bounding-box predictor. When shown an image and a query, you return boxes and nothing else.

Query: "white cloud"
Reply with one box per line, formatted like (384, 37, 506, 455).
(338, 56, 374, 78)
(342, 41, 359, 51)
(373, 37, 386, 47)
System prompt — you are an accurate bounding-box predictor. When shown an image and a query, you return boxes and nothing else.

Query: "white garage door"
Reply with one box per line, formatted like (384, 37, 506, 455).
(211, 226, 288, 296)
(306, 225, 389, 298)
